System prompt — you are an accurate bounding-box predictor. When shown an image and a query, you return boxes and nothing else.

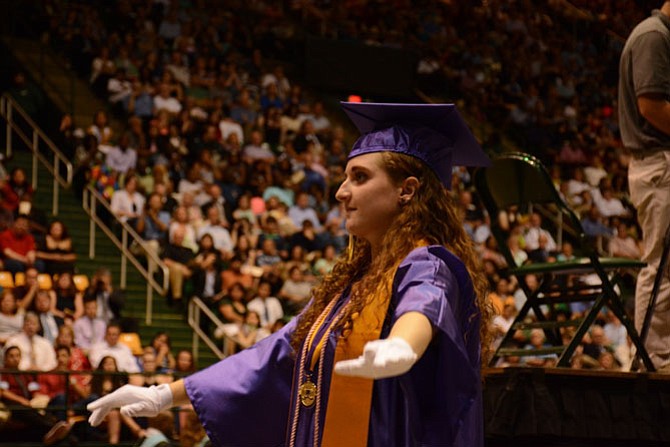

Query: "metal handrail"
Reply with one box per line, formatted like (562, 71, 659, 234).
(82, 185, 169, 325)
(0, 94, 73, 215)
(188, 297, 234, 364)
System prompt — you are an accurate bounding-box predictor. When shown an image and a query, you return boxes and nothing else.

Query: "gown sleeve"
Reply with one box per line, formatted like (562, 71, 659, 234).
(373, 245, 482, 447)
(185, 318, 297, 447)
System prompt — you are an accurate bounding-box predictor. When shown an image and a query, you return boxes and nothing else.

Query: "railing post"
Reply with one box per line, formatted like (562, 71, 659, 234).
(192, 301, 200, 364)
(147, 259, 154, 326)
(6, 100, 12, 158)
(53, 155, 59, 216)
(89, 191, 96, 259)
(32, 131, 38, 189)
(121, 229, 127, 289)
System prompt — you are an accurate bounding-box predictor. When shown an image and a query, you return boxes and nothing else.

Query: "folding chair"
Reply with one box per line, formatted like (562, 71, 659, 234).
(474, 152, 653, 370)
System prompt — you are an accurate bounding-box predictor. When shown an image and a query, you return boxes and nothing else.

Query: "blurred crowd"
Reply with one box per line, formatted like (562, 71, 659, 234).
(1, 2, 663, 441)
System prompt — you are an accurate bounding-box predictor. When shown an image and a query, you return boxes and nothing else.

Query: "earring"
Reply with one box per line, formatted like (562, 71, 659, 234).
(399, 197, 410, 206)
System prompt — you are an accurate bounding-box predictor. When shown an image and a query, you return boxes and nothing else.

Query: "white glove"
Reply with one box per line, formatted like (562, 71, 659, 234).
(87, 384, 173, 426)
(334, 337, 418, 379)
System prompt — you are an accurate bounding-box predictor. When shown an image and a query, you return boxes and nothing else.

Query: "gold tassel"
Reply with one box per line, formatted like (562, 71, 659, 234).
(347, 234, 354, 262)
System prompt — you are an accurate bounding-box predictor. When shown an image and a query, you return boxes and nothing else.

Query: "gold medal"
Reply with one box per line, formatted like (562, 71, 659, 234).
(298, 380, 317, 407)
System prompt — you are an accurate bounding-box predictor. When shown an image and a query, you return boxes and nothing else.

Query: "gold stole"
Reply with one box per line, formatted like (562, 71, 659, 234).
(320, 272, 395, 447)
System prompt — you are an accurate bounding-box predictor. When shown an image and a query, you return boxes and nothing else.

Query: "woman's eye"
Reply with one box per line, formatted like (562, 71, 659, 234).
(354, 172, 367, 182)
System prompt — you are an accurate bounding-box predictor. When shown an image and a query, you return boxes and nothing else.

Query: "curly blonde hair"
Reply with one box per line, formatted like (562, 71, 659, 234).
(290, 152, 493, 363)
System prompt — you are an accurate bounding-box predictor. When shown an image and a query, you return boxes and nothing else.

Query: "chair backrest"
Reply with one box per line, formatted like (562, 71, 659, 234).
(474, 152, 585, 265)
(73, 274, 90, 292)
(0, 272, 14, 289)
(37, 274, 53, 290)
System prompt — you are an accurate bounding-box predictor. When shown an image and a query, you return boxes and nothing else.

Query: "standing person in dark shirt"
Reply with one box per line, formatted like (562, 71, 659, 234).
(162, 226, 195, 304)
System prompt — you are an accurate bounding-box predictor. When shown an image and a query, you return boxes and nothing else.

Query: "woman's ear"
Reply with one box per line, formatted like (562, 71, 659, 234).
(399, 177, 420, 204)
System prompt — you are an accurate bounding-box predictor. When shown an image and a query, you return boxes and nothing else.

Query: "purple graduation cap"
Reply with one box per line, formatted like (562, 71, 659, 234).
(341, 102, 491, 187)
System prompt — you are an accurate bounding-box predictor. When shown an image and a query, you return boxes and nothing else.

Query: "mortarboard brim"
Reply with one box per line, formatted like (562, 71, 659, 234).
(341, 102, 491, 186)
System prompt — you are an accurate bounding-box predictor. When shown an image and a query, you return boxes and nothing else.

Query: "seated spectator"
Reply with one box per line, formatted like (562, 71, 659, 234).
(168, 205, 198, 253)
(527, 233, 554, 263)
(110, 174, 145, 226)
(191, 233, 222, 304)
(129, 349, 172, 387)
(523, 212, 557, 253)
(301, 100, 331, 137)
(216, 282, 248, 327)
(221, 255, 255, 293)
(247, 280, 283, 330)
(201, 184, 230, 226)
(89, 323, 140, 373)
(5, 311, 57, 371)
(153, 82, 183, 115)
(36, 220, 77, 275)
(230, 89, 258, 133)
(0, 290, 24, 345)
(255, 238, 282, 274)
(54, 325, 92, 396)
(289, 219, 320, 253)
(608, 220, 642, 259)
(230, 310, 270, 353)
(102, 133, 138, 175)
(242, 130, 275, 164)
(581, 324, 614, 362)
(53, 272, 83, 321)
(198, 206, 234, 260)
(581, 205, 614, 242)
(12, 266, 39, 306)
(87, 110, 113, 146)
(278, 266, 313, 315)
(73, 298, 107, 353)
(313, 244, 337, 276)
(37, 344, 93, 421)
(150, 331, 176, 374)
(0, 215, 43, 274)
(34, 290, 60, 344)
(83, 268, 125, 324)
(0, 345, 74, 445)
(281, 245, 312, 280)
(288, 191, 322, 232)
(90, 355, 145, 444)
(492, 302, 517, 350)
(0, 167, 34, 215)
(162, 226, 195, 303)
(135, 192, 171, 256)
(173, 349, 196, 378)
(107, 67, 133, 105)
(594, 185, 629, 219)
(522, 329, 558, 367)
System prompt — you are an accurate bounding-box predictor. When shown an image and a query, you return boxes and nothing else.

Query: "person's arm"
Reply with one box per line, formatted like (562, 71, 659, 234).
(334, 311, 432, 379)
(388, 311, 434, 358)
(638, 94, 670, 136)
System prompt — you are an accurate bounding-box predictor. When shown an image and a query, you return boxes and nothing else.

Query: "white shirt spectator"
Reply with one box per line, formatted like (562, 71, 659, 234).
(247, 296, 284, 328)
(242, 143, 275, 162)
(110, 189, 145, 223)
(104, 146, 137, 175)
(198, 223, 234, 254)
(5, 332, 57, 371)
(154, 95, 182, 115)
(89, 340, 140, 372)
(219, 119, 244, 144)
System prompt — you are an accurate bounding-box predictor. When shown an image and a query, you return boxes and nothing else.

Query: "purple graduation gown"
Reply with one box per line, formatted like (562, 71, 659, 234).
(185, 245, 483, 447)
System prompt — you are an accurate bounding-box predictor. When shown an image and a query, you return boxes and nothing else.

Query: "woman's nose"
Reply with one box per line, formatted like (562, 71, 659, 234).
(335, 181, 349, 202)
